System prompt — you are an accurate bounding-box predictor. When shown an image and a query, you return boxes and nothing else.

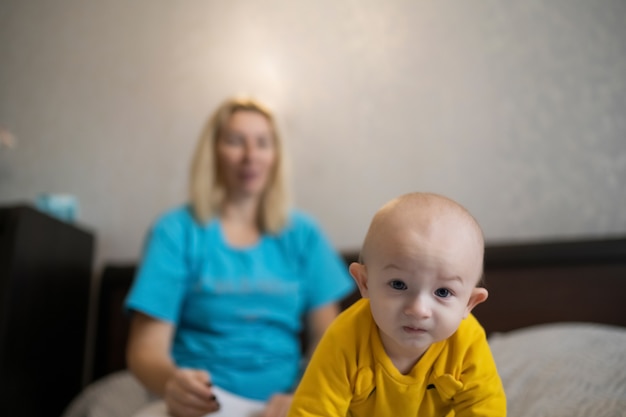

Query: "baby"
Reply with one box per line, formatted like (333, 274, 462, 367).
(288, 192, 506, 416)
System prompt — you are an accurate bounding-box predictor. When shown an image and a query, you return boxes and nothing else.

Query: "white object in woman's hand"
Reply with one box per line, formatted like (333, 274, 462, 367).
(260, 393, 293, 417)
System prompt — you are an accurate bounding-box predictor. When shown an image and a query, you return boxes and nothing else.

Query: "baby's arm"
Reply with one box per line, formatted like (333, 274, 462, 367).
(288, 324, 353, 417)
(453, 337, 507, 416)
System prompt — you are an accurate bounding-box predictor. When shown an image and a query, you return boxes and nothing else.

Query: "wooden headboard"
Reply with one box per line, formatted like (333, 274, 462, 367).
(90, 236, 626, 384)
(473, 236, 626, 334)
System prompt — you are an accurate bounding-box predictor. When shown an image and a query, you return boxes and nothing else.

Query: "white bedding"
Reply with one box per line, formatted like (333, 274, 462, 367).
(489, 322, 626, 417)
(63, 322, 626, 417)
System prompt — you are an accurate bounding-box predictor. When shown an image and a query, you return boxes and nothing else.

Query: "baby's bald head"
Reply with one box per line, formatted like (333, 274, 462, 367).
(360, 192, 485, 285)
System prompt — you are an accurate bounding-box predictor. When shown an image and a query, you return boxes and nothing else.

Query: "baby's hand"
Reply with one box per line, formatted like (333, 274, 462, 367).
(164, 368, 220, 417)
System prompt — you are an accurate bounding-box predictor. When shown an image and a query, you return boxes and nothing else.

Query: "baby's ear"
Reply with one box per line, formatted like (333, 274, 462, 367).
(349, 262, 370, 298)
(464, 287, 488, 318)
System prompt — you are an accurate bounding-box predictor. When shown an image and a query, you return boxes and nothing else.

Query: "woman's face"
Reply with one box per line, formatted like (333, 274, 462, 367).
(216, 110, 277, 200)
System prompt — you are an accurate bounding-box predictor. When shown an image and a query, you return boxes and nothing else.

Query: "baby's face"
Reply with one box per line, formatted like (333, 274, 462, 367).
(351, 210, 486, 366)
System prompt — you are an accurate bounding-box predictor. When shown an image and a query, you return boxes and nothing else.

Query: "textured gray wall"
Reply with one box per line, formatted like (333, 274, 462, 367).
(1, 1, 625, 268)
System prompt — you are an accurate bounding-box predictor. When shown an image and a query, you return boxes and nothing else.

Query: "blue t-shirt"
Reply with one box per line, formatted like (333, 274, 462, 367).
(125, 206, 354, 401)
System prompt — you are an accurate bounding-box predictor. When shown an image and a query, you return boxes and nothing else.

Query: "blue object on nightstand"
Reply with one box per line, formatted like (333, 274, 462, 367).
(35, 194, 79, 223)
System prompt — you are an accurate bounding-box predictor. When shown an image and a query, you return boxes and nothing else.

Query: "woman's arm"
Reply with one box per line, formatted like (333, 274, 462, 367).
(126, 312, 219, 417)
(305, 302, 341, 357)
(260, 302, 341, 417)
(126, 312, 177, 396)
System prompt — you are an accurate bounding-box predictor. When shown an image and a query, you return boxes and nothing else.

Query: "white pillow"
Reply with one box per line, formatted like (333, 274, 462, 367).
(489, 323, 626, 417)
(61, 370, 152, 417)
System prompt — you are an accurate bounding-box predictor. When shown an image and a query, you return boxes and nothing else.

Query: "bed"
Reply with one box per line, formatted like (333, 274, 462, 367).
(63, 236, 626, 417)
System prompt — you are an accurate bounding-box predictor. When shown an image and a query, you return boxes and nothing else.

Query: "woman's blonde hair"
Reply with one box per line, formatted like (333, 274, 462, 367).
(189, 97, 290, 233)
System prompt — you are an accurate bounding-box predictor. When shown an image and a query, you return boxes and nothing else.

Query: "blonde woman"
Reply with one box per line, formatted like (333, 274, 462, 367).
(125, 97, 354, 417)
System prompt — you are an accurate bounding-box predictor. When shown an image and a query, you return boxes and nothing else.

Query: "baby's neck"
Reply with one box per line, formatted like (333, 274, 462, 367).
(389, 351, 427, 375)
(380, 333, 430, 374)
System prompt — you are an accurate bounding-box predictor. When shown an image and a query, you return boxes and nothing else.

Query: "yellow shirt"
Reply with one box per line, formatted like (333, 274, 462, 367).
(289, 299, 506, 417)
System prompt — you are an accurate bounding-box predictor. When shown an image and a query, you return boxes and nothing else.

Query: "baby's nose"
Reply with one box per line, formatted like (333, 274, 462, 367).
(405, 294, 432, 318)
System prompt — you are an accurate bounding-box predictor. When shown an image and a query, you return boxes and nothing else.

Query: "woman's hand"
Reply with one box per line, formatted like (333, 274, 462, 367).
(128, 313, 218, 416)
(260, 393, 293, 417)
(164, 368, 221, 417)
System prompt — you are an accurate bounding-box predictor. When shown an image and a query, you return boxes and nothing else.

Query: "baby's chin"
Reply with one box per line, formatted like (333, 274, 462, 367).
(394, 327, 458, 350)
(381, 329, 433, 352)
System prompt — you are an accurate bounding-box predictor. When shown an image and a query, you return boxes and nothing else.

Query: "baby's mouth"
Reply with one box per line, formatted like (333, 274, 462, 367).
(402, 325, 427, 334)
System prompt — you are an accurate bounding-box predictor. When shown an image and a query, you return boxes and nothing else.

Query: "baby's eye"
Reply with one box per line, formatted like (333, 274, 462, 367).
(389, 280, 407, 291)
(434, 288, 451, 298)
